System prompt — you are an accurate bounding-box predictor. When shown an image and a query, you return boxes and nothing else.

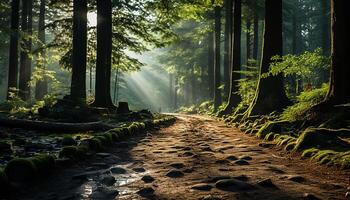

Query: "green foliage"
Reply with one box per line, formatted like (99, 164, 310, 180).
(236, 60, 259, 107)
(264, 48, 330, 89)
(280, 84, 328, 121)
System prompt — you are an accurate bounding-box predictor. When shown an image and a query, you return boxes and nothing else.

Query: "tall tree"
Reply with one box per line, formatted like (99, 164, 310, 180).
(208, 28, 214, 100)
(223, 0, 233, 100)
(221, 0, 241, 114)
(321, 0, 330, 56)
(245, 0, 289, 116)
(326, 0, 350, 104)
(35, 0, 48, 100)
(70, 0, 87, 104)
(252, 0, 259, 60)
(93, 0, 114, 108)
(213, 5, 222, 111)
(19, 0, 33, 101)
(7, 0, 20, 99)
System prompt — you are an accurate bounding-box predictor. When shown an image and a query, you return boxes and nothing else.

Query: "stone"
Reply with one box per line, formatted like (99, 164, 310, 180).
(239, 155, 252, 161)
(233, 175, 249, 182)
(137, 187, 155, 197)
(191, 184, 213, 191)
(215, 159, 230, 164)
(100, 175, 116, 186)
(234, 159, 250, 165)
(215, 179, 256, 192)
(166, 170, 184, 178)
(303, 193, 321, 200)
(169, 163, 185, 169)
(110, 167, 127, 174)
(133, 167, 146, 173)
(205, 176, 232, 183)
(257, 178, 278, 189)
(182, 151, 194, 157)
(286, 175, 305, 183)
(141, 175, 155, 183)
(90, 186, 119, 199)
(61, 137, 77, 146)
(225, 155, 238, 161)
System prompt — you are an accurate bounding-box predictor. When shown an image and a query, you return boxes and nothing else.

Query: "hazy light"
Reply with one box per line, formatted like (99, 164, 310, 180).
(87, 12, 97, 27)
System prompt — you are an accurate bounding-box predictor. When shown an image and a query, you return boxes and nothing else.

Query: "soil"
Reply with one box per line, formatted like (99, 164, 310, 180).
(10, 114, 350, 200)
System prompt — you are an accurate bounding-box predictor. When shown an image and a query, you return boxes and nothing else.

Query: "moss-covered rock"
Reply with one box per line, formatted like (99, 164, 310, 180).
(61, 136, 77, 146)
(31, 154, 56, 176)
(294, 128, 349, 151)
(0, 168, 8, 190)
(4, 158, 37, 183)
(85, 138, 103, 151)
(59, 146, 78, 159)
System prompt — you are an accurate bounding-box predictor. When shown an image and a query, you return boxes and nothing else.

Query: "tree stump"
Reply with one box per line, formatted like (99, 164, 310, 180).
(117, 102, 130, 114)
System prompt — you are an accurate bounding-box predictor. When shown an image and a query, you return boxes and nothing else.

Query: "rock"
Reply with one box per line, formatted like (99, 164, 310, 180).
(225, 155, 238, 161)
(133, 167, 146, 173)
(215, 179, 256, 192)
(205, 176, 232, 183)
(90, 186, 119, 199)
(191, 184, 213, 191)
(233, 175, 249, 182)
(141, 175, 155, 183)
(286, 175, 305, 183)
(61, 136, 77, 146)
(215, 159, 230, 164)
(100, 175, 116, 186)
(239, 155, 252, 161)
(0, 142, 12, 154)
(137, 187, 155, 197)
(257, 178, 278, 189)
(182, 151, 194, 157)
(169, 163, 185, 169)
(303, 193, 321, 200)
(201, 195, 222, 200)
(96, 153, 111, 158)
(166, 170, 184, 178)
(234, 159, 250, 165)
(110, 167, 127, 174)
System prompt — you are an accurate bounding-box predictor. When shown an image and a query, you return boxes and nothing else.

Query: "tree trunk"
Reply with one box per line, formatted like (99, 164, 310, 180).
(35, 0, 48, 100)
(321, 0, 330, 56)
(253, 0, 259, 60)
(93, 0, 114, 108)
(326, 0, 350, 104)
(213, 5, 222, 111)
(223, 0, 233, 101)
(246, 0, 289, 116)
(207, 29, 214, 100)
(246, 20, 251, 61)
(19, 0, 33, 101)
(169, 73, 173, 110)
(70, 0, 87, 104)
(7, 0, 20, 100)
(221, 0, 241, 115)
(174, 76, 178, 110)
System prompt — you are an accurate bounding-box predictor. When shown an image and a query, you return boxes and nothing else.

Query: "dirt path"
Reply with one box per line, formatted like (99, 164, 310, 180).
(14, 114, 350, 200)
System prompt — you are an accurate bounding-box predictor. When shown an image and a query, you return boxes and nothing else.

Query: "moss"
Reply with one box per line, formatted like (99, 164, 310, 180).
(95, 135, 111, 146)
(61, 136, 77, 146)
(59, 146, 78, 159)
(301, 148, 319, 158)
(87, 138, 103, 151)
(4, 158, 37, 183)
(31, 154, 55, 176)
(256, 121, 288, 139)
(294, 128, 346, 151)
(0, 168, 8, 189)
(311, 150, 336, 162)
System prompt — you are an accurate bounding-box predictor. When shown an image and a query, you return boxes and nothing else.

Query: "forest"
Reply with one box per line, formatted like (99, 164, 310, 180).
(0, 0, 349, 199)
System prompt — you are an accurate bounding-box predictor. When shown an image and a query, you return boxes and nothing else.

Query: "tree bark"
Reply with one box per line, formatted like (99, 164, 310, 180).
(7, 0, 20, 100)
(19, 0, 33, 101)
(246, 0, 289, 116)
(221, 0, 241, 115)
(326, 0, 350, 104)
(253, 0, 259, 60)
(93, 0, 114, 108)
(223, 0, 233, 101)
(213, 5, 222, 111)
(321, 0, 330, 56)
(207, 28, 214, 100)
(35, 0, 48, 100)
(70, 0, 87, 104)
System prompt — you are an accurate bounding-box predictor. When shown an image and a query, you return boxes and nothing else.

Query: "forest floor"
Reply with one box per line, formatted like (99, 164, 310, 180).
(12, 114, 350, 200)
